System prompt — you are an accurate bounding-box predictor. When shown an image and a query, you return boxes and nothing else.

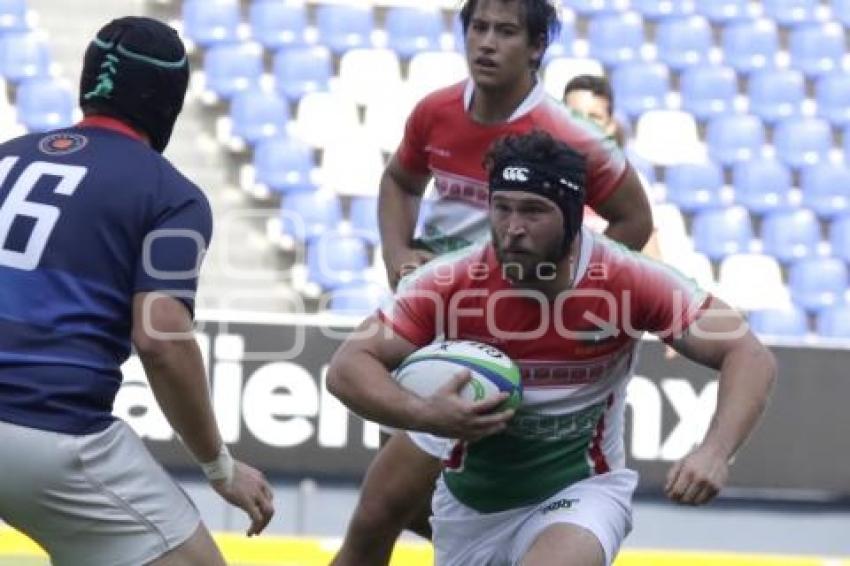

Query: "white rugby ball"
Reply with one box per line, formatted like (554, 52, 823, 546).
(393, 340, 522, 410)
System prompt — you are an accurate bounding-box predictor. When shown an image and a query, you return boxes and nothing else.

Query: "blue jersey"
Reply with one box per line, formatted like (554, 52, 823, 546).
(0, 117, 212, 435)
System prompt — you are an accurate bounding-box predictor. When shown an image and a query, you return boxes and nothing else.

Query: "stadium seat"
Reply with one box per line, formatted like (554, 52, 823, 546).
(654, 15, 713, 71)
(632, 110, 704, 165)
(293, 91, 360, 148)
(788, 22, 845, 77)
(327, 283, 389, 316)
(0, 31, 49, 82)
(384, 7, 444, 59)
(563, 0, 627, 16)
(307, 231, 370, 290)
(760, 208, 821, 263)
(543, 57, 605, 99)
(273, 45, 331, 102)
(695, 0, 753, 23)
(748, 307, 808, 338)
(611, 61, 669, 119)
(830, 214, 850, 263)
(716, 254, 790, 311)
(800, 162, 850, 219)
(337, 48, 402, 107)
(789, 257, 848, 312)
(630, 0, 695, 19)
(0, 0, 28, 32)
(202, 43, 263, 100)
(679, 65, 738, 122)
(364, 87, 415, 152)
(721, 19, 779, 74)
(747, 68, 805, 125)
(253, 136, 314, 194)
(816, 304, 850, 338)
(815, 72, 850, 128)
(279, 190, 342, 243)
(319, 133, 384, 197)
(653, 203, 692, 259)
(830, 0, 850, 26)
(761, 0, 820, 26)
(705, 114, 765, 165)
(349, 196, 380, 245)
(181, 0, 240, 48)
(691, 206, 753, 260)
(15, 77, 73, 132)
(407, 50, 468, 101)
(229, 89, 289, 146)
(667, 251, 716, 290)
(664, 161, 727, 213)
(773, 116, 832, 170)
(542, 11, 577, 61)
(249, 0, 308, 51)
(845, 127, 850, 159)
(315, 4, 374, 55)
(586, 11, 644, 66)
(732, 157, 793, 215)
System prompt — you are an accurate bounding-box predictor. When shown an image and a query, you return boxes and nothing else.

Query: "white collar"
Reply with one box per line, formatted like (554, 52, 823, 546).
(463, 76, 546, 122)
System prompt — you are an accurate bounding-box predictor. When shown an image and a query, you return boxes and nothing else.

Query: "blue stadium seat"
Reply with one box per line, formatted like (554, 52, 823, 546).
(587, 11, 644, 66)
(230, 89, 289, 146)
(748, 307, 808, 338)
(761, 208, 820, 263)
(542, 11, 576, 61)
(692, 206, 753, 260)
(695, 0, 752, 23)
(816, 304, 850, 338)
(630, 0, 695, 19)
(385, 7, 444, 59)
(761, 0, 820, 26)
(0, 0, 28, 32)
(279, 190, 341, 243)
(349, 196, 379, 245)
(789, 257, 848, 312)
(203, 43, 263, 100)
(15, 78, 73, 132)
(249, 0, 308, 51)
(816, 72, 850, 128)
(563, 0, 624, 16)
(0, 31, 49, 82)
(315, 4, 373, 55)
(732, 158, 793, 214)
(773, 117, 832, 170)
(706, 114, 765, 165)
(273, 45, 331, 102)
(845, 127, 850, 159)
(182, 0, 240, 48)
(307, 231, 369, 290)
(721, 19, 778, 74)
(664, 161, 725, 213)
(830, 214, 850, 263)
(747, 68, 805, 125)
(254, 136, 314, 194)
(328, 283, 389, 316)
(655, 15, 712, 71)
(800, 162, 850, 219)
(679, 65, 737, 122)
(611, 61, 669, 119)
(831, 0, 850, 26)
(788, 22, 845, 77)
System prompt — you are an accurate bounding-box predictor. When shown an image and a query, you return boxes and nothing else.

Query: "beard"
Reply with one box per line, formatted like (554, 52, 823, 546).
(492, 229, 565, 284)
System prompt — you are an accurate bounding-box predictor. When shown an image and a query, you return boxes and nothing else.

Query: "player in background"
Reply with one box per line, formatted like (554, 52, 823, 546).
(0, 17, 273, 566)
(562, 74, 663, 259)
(331, 0, 653, 563)
(328, 130, 776, 566)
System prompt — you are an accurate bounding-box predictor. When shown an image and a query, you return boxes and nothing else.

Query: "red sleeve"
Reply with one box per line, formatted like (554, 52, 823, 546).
(394, 98, 431, 176)
(583, 133, 629, 209)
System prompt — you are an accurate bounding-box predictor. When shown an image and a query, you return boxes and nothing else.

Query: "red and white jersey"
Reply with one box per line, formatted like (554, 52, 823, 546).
(378, 229, 710, 512)
(397, 80, 629, 254)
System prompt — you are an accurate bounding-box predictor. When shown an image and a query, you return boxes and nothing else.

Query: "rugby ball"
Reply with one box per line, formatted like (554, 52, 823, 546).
(393, 340, 522, 410)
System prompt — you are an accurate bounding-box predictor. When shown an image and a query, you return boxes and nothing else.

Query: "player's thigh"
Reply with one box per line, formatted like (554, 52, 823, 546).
(148, 523, 225, 566)
(519, 523, 605, 566)
(0, 419, 202, 566)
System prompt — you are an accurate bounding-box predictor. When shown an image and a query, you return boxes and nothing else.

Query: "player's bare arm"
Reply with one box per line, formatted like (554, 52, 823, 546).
(665, 297, 778, 506)
(378, 155, 434, 289)
(132, 292, 275, 536)
(594, 164, 653, 251)
(326, 316, 514, 440)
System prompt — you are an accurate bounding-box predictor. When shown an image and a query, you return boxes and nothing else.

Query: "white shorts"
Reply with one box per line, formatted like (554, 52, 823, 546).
(0, 418, 201, 566)
(430, 468, 638, 566)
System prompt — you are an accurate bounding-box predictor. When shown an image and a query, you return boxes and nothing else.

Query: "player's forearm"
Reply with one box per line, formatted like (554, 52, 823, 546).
(701, 343, 777, 460)
(139, 339, 222, 463)
(603, 214, 653, 252)
(378, 172, 421, 257)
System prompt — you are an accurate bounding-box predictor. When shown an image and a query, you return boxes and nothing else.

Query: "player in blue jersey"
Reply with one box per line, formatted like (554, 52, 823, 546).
(0, 17, 273, 565)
